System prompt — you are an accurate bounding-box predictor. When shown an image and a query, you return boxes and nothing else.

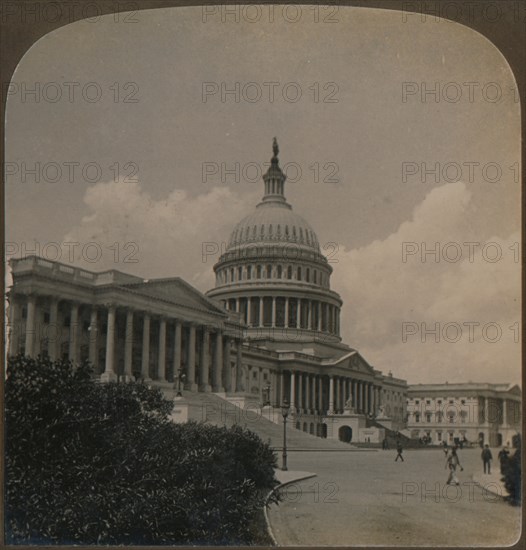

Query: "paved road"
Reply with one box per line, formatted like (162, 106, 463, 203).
(268, 448, 521, 546)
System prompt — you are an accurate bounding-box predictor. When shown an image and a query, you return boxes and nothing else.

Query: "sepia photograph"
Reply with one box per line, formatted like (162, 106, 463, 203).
(2, 1, 523, 547)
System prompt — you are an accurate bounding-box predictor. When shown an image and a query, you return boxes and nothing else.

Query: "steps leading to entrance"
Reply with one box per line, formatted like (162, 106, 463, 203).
(153, 384, 360, 451)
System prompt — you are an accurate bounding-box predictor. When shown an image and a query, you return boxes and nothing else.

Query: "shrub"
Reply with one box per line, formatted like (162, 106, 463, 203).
(502, 435, 521, 507)
(5, 355, 278, 545)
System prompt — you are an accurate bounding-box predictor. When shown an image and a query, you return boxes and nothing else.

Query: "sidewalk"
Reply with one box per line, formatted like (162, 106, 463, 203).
(275, 469, 317, 485)
(472, 469, 508, 498)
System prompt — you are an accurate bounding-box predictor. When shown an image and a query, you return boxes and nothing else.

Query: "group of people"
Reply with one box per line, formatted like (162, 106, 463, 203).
(481, 443, 511, 475)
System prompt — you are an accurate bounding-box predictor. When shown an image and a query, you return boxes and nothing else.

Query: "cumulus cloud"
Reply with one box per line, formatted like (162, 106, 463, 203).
(62, 178, 259, 289)
(332, 181, 521, 385)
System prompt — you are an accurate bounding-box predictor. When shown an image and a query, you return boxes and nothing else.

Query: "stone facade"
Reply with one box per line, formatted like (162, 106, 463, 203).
(406, 383, 522, 448)
(6, 140, 409, 442)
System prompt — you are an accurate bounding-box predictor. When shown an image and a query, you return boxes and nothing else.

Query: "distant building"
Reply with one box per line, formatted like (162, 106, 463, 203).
(406, 383, 521, 447)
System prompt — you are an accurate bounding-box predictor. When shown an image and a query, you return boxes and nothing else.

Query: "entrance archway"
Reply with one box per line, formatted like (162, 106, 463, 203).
(338, 425, 353, 443)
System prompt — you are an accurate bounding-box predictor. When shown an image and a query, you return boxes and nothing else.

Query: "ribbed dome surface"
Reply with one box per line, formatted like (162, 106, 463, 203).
(228, 202, 320, 251)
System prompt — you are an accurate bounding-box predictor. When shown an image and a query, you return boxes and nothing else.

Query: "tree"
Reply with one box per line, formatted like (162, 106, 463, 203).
(5, 355, 278, 544)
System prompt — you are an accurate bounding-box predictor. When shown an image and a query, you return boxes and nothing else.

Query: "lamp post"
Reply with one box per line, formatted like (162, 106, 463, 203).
(281, 399, 291, 471)
(174, 367, 186, 397)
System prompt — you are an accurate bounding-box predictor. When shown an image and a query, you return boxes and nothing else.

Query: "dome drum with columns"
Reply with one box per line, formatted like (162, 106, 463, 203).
(206, 139, 342, 343)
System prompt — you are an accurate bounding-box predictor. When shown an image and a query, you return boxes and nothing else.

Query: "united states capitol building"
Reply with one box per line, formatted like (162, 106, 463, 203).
(9, 140, 519, 445)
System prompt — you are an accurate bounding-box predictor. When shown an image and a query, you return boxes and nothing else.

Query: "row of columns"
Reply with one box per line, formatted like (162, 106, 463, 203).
(8, 294, 243, 392)
(226, 296, 340, 335)
(286, 372, 381, 417)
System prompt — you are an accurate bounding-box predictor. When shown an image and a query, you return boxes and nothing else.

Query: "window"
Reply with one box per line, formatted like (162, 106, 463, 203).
(252, 371, 257, 380)
(297, 266, 302, 281)
(461, 399, 466, 405)
(415, 413, 420, 423)
(277, 265, 282, 278)
(426, 400, 431, 405)
(256, 265, 262, 278)
(266, 265, 272, 278)
(437, 432, 442, 441)
(426, 413, 432, 423)
(238, 266, 243, 281)
(287, 266, 292, 279)
(437, 400, 442, 404)
(415, 400, 420, 405)
(43, 312, 50, 324)
(313, 270, 317, 284)
(449, 400, 454, 404)
(246, 266, 252, 280)
(306, 268, 310, 282)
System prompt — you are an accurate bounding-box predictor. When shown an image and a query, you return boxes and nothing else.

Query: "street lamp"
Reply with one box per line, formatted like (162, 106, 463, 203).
(281, 399, 291, 471)
(173, 367, 186, 397)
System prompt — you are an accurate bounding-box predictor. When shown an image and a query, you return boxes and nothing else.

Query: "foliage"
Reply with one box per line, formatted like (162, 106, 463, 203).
(502, 434, 521, 506)
(5, 355, 278, 545)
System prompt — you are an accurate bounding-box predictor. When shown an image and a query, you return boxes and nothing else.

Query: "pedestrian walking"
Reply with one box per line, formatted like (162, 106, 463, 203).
(481, 444, 493, 474)
(445, 447, 463, 485)
(395, 442, 404, 462)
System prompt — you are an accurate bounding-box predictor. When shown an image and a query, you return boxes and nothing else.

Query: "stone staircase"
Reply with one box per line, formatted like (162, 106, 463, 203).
(154, 384, 362, 451)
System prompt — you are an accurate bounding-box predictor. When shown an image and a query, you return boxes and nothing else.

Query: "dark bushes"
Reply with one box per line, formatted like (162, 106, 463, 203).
(5, 355, 278, 545)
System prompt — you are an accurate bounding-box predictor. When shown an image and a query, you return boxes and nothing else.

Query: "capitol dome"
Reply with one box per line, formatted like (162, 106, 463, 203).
(206, 139, 342, 343)
(228, 202, 320, 252)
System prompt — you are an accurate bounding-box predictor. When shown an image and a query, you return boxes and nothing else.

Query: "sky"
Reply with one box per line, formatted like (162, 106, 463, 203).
(5, 5, 521, 385)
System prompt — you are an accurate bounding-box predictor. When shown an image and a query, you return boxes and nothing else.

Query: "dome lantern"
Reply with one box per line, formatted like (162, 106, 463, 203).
(261, 137, 287, 205)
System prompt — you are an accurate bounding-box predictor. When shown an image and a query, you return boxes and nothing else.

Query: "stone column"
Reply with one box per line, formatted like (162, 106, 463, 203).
(68, 302, 80, 364)
(317, 376, 323, 412)
(290, 371, 296, 411)
(212, 330, 224, 392)
(186, 324, 197, 391)
(307, 301, 312, 330)
(198, 326, 211, 392)
(297, 372, 303, 411)
(101, 305, 117, 382)
(173, 320, 182, 380)
(158, 318, 167, 382)
(334, 377, 339, 412)
(223, 336, 232, 392)
(236, 297, 240, 312)
(124, 309, 134, 381)
(271, 297, 276, 328)
(311, 375, 316, 412)
(48, 297, 59, 360)
(24, 295, 37, 357)
(284, 298, 289, 328)
(235, 339, 244, 391)
(141, 314, 151, 381)
(484, 396, 490, 426)
(317, 302, 322, 331)
(88, 307, 98, 369)
(277, 371, 284, 406)
(259, 297, 264, 326)
(297, 298, 302, 328)
(329, 376, 335, 413)
(246, 297, 252, 326)
(502, 398, 507, 426)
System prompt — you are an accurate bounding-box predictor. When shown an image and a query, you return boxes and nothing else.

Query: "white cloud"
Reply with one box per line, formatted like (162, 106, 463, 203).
(62, 178, 259, 289)
(332, 181, 521, 385)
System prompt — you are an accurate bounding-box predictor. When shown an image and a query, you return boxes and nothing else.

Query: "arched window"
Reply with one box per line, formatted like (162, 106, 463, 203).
(287, 266, 292, 279)
(313, 270, 317, 284)
(256, 265, 262, 278)
(266, 264, 272, 278)
(285, 225, 289, 237)
(247, 265, 252, 280)
(230, 268, 234, 282)
(277, 265, 282, 278)
(306, 268, 310, 282)
(238, 266, 243, 281)
(299, 228, 304, 242)
(297, 266, 302, 281)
